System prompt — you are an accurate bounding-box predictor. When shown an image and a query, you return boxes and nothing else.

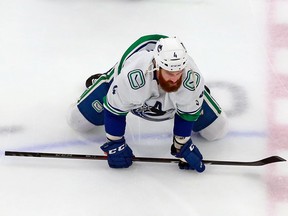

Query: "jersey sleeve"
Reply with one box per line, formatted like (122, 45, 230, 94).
(173, 113, 195, 137)
(104, 71, 144, 115)
(103, 68, 151, 137)
(105, 51, 155, 115)
(176, 69, 205, 122)
(102, 71, 131, 137)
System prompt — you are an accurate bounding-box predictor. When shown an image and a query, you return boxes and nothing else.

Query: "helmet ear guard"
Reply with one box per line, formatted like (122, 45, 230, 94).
(154, 37, 188, 72)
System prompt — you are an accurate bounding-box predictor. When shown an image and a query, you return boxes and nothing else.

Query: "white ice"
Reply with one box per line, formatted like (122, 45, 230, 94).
(0, 0, 287, 216)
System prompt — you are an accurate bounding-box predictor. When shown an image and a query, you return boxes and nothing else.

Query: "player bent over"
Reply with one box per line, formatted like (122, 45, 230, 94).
(67, 34, 229, 172)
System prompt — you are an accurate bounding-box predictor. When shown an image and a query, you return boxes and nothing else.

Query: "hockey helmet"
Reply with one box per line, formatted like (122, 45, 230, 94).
(154, 37, 188, 72)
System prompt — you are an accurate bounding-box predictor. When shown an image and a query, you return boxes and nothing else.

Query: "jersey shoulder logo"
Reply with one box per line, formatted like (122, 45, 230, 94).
(183, 70, 201, 91)
(127, 69, 146, 90)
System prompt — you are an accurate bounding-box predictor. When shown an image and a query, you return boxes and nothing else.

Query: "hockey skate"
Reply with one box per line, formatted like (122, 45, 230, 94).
(85, 73, 103, 88)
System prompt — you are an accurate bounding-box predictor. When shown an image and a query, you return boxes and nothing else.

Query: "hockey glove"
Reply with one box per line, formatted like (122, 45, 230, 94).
(100, 137, 133, 168)
(171, 137, 205, 172)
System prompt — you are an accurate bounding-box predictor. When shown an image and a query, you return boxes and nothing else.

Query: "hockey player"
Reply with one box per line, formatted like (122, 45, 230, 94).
(67, 34, 229, 172)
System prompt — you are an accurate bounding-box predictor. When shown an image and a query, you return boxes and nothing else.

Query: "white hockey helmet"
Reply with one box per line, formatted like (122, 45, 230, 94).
(154, 37, 188, 72)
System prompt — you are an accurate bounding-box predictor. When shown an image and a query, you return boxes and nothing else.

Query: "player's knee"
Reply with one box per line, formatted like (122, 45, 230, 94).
(199, 111, 229, 141)
(66, 103, 97, 132)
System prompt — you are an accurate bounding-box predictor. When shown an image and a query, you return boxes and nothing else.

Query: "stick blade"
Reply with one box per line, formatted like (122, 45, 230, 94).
(259, 156, 286, 165)
(203, 156, 286, 166)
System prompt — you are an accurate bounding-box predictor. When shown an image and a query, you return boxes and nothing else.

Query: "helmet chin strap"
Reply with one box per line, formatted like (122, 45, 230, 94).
(147, 58, 159, 74)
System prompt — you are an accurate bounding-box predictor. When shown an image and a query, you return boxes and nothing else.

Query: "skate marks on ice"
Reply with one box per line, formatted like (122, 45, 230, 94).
(0, 125, 24, 134)
(207, 81, 248, 117)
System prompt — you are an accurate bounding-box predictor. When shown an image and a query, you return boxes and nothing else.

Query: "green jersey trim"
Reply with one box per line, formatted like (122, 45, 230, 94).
(117, 34, 168, 75)
(103, 96, 128, 116)
(177, 108, 202, 122)
(204, 90, 222, 115)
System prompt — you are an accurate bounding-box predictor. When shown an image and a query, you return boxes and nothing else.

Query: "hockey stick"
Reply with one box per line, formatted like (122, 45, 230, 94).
(4, 151, 286, 166)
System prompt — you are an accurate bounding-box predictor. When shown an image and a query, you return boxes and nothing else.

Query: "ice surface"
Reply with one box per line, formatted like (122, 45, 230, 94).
(0, 0, 287, 216)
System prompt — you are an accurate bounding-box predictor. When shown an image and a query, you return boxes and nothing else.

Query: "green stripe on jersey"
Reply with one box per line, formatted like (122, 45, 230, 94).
(103, 96, 128, 116)
(203, 90, 222, 115)
(117, 34, 168, 75)
(177, 108, 202, 122)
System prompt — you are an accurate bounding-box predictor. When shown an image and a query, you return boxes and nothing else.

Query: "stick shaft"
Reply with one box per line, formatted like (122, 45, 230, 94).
(4, 151, 286, 166)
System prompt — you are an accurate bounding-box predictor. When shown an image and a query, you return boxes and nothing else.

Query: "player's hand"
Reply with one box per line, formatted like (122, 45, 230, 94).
(100, 137, 133, 168)
(171, 138, 205, 172)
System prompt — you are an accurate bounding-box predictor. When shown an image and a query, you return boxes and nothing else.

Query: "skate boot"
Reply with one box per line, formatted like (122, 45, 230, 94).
(85, 73, 103, 88)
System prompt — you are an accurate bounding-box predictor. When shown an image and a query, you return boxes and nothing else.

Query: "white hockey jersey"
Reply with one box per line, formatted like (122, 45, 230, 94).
(104, 50, 205, 122)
